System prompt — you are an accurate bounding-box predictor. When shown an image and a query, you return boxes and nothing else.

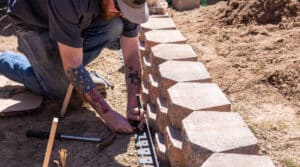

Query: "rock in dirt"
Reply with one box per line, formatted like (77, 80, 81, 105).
(0, 75, 43, 116)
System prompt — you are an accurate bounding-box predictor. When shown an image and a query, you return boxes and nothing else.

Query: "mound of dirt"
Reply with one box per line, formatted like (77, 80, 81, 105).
(262, 60, 300, 101)
(220, 0, 300, 25)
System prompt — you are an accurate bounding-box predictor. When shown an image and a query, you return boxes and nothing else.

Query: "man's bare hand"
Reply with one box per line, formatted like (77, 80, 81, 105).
(127, 107, 141, 121)
(103, 110, 134, 133)
(137, 112, 145, 130)
(127, 107, 146, 131)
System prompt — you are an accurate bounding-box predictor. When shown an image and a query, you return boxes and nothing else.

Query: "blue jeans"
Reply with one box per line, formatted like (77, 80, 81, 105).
(0, 17, 123, 99)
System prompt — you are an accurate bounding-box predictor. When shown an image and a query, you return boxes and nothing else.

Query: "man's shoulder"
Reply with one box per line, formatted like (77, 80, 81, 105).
(49, 0, 99, 21)
(52, 0, 98, 15)
(7, 0, 49, 28)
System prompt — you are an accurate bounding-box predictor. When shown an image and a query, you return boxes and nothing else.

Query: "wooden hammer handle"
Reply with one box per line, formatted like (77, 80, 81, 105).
(43, 118, 59, 167)
(60, 84, 73, 117)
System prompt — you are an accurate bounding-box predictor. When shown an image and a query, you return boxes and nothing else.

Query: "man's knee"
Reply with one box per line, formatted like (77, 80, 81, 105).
(107, 17, 124, 42)
(0, 51, 26, 70)
(0, 51, 13, 62)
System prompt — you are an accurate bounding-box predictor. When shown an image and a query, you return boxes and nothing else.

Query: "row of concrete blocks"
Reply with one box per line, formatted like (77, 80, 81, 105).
(147, 0, 201, 11)
(138, 15, 275, 167)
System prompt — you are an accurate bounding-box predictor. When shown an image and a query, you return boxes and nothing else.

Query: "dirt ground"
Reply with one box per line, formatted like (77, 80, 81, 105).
(0, 1, 300, 167)
(0, 42, 139, 167)
(169, 1, 300, 167)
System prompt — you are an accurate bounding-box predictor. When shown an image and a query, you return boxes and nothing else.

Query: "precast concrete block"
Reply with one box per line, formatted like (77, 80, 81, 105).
(182, 112, 259, 166)
(145, 30, 186, 52)
(139, 44, 146, 58)
(156, 96, 170, 133)
(159, 61, 211, 97)
(154, 132, 170, 165)
(167, 83, 231, 129)
(141, 81, 150, 107)
(172, 0, 200, 11)
(150, 44, 198, 75)
(146, 102, 158, 132)
(149, 74, 160, 104)
(142, 54, 152, 83)
(140, 17, 176, 42)
(165, 126, 186, 167)
(201, 153, 275, 167)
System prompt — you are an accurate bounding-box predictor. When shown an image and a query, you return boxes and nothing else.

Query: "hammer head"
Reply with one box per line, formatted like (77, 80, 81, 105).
(97, 130, 116, 151)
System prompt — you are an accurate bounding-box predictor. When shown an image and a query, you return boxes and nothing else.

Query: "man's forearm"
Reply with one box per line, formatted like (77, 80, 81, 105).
(125, 61, 141, 108)
(57, 42, 134, 133)
(57, 42, 111, 116)
(120, 36, 142, 109)
(66, 64, 111, 115)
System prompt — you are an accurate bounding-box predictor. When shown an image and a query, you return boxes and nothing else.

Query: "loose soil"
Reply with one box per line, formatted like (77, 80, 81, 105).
(170, 1, 300, 166)
(0, 1, 299, 167)
(221, 0, 299, 25)
(0, 43, 139, 166)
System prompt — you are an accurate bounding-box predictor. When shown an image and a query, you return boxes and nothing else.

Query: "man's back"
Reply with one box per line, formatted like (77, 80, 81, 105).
(7, 0, 100, 30)
(8, 0, 105, 47)
(8, 0, 49, 29)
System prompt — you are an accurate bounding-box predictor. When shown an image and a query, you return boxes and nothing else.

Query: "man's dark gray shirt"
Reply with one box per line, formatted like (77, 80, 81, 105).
(7, 0, 139, 48)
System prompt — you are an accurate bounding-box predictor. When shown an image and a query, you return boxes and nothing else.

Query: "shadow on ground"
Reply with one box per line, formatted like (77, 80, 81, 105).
(0, 100, 132, 167)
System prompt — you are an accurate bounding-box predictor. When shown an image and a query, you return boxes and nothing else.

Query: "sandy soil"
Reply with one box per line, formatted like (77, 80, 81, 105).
(0, 35, 139, 166)
(0, 1, 300, 167)
(170, 1, 299, 167)
(0, 3, 140, 166)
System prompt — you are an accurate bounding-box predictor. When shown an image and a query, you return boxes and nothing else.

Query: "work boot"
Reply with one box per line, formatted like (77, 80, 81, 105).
(89, 70, 114, 90)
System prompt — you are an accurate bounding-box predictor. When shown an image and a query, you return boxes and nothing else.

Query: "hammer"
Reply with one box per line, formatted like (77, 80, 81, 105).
(26, 130, 102, 142)
(26, 130, 115, 151)
(58, 82, 115, 149)
(60, 84, 73, 117)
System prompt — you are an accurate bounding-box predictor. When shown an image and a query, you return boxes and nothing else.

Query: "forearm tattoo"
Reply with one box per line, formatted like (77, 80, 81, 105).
(127, 65, 141, 86)
(66, 65, 110, 114)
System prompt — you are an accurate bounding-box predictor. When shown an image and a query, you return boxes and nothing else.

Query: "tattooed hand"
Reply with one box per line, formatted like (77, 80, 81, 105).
(67, 65, 133, 133)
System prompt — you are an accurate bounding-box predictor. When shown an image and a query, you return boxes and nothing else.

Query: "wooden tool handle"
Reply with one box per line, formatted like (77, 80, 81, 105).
(60, 84, 73, 117)
(43, 117, 59, 167)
